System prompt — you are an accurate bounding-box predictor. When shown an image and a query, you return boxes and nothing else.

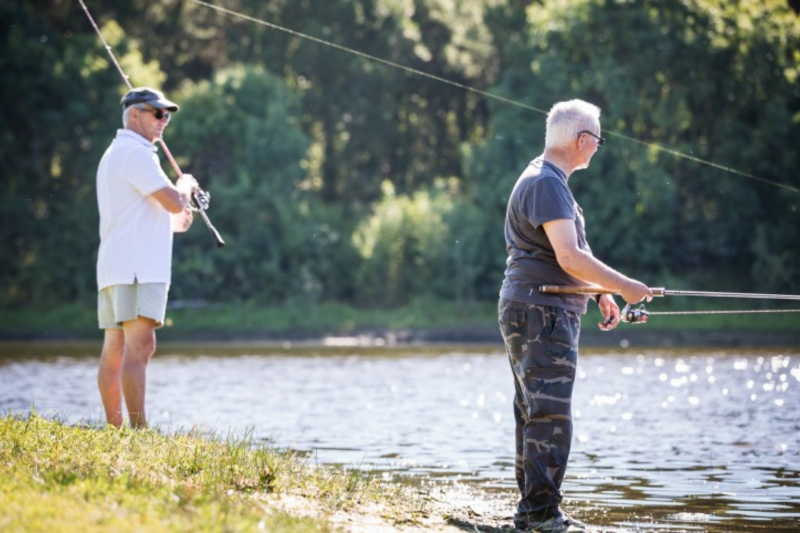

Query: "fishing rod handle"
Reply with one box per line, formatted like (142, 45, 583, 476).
(539, 285, 667, 296)
(539, 285, 616, 295)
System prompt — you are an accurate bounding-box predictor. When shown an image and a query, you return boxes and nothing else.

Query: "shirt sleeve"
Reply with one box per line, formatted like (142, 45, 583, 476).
(122, 148, 172, 198)
(527, 175, 576, 228)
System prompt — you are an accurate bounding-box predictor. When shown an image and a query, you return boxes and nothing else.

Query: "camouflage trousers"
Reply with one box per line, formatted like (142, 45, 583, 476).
(498, 297, 581, 516)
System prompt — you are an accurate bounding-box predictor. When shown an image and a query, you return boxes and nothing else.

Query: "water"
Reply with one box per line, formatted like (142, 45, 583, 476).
(1, 341, 798, 532)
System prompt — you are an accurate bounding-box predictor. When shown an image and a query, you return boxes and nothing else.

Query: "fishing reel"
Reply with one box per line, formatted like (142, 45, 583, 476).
(190, 188, 211, 212)
(621, 303, 649, 324)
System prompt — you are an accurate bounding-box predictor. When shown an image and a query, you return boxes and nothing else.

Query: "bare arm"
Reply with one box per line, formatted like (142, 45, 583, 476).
(150, 174, 198, 214)
(542, 218, 652, 304)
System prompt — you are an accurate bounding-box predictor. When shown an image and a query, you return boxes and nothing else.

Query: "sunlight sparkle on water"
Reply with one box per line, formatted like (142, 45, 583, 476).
(674, 359, 691, 373)
(590, 393, 621, 406)
(670, 377, 686, 387)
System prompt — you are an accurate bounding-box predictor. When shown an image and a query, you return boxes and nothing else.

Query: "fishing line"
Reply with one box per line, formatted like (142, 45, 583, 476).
(620, 304, 800, 324)
(646, 309, 800, 316)
(186, 0, 800, 195)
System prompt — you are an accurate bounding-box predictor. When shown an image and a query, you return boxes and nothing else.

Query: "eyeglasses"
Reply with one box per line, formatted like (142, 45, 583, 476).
(135, 105, 171, 121)
(578, 130, 605, 146)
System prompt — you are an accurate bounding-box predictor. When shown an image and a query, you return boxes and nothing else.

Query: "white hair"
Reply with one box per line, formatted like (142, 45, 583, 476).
(545, 99, 602, 149)
(122, 106, 133, 128)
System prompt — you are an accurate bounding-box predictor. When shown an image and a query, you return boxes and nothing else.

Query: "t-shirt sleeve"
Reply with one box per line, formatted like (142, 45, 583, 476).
(527, 175, 576, 228)
(122, 149, 172, 197)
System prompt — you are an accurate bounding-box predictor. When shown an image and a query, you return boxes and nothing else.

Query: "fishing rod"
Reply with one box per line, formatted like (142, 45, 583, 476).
(78, 0, 225, 248)
(540, 285, 800, 300)
(539, 285, 800, 324)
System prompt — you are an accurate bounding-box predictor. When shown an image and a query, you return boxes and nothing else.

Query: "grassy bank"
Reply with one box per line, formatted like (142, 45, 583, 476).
(0, 414, 439, 532)
(1, 297, 799, 342)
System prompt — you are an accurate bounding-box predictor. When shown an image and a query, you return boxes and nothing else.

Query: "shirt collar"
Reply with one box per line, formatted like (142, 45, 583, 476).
(538, 157, 567, 181)
(116, 129, 158, 152)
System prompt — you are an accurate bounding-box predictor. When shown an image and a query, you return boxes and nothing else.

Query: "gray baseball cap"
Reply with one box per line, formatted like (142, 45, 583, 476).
(121, 87, 180, 112)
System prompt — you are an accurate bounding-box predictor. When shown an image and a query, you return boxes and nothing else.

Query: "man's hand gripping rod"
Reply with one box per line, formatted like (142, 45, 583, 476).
(78, 0, 225, 248)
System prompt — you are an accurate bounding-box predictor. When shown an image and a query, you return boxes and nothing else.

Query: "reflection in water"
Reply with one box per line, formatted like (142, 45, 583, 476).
(0, 343, 798, 531)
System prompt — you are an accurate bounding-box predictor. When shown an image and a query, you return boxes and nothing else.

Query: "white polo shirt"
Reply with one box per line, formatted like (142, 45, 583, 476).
(96, 129, 174, 291)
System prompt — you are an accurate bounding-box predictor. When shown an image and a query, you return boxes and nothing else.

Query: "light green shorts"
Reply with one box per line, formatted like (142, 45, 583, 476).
(98, 281, 169, 330)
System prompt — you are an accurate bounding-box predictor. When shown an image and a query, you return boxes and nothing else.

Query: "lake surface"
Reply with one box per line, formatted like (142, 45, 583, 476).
(1, 341, 798, 532)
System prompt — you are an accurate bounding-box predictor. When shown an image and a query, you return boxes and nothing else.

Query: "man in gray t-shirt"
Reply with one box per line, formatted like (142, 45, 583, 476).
(500, 157, 591, 314)
(498, 100, 652, 533)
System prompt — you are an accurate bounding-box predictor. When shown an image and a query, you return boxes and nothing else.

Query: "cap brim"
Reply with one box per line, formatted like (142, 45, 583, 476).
(149, 98, 180, 112)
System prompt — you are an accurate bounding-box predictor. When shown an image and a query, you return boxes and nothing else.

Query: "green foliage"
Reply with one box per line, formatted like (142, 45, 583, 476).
(1, 0, 799, 322)
(0, 4, 138, 307)
(353, 180, 453, 302)
(167, 65, 331, 303)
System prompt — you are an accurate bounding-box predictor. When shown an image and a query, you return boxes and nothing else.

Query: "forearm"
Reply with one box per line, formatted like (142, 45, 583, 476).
(151, 184, 191, 213)
(152, 174, 197, 213)
(558, 249, 636, 293)
(543, 218, 652, 304)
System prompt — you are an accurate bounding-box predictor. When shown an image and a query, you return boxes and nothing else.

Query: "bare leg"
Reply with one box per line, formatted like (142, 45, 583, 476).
(121, 317, 157, 429)
(98, 329, 125, 427)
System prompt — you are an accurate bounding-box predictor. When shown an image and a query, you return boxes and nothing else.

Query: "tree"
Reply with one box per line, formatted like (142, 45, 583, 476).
(468, 0, 800, 291)
(0, 3, 163, 307)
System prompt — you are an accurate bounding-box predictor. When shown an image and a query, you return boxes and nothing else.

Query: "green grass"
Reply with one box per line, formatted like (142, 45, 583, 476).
(0, 296, 798, 341)
(0, 414, 426, 532)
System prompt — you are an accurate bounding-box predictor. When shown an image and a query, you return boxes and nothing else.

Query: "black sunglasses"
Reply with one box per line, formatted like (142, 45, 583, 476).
(578, 130, 605, 146)
(136, 106, 171, 121)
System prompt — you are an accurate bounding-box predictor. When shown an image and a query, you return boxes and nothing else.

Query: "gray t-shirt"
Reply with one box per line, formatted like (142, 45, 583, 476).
(499, 157, 591, 314)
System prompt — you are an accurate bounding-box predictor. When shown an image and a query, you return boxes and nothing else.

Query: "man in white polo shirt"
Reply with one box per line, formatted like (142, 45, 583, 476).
(96, 87, 198, 428)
